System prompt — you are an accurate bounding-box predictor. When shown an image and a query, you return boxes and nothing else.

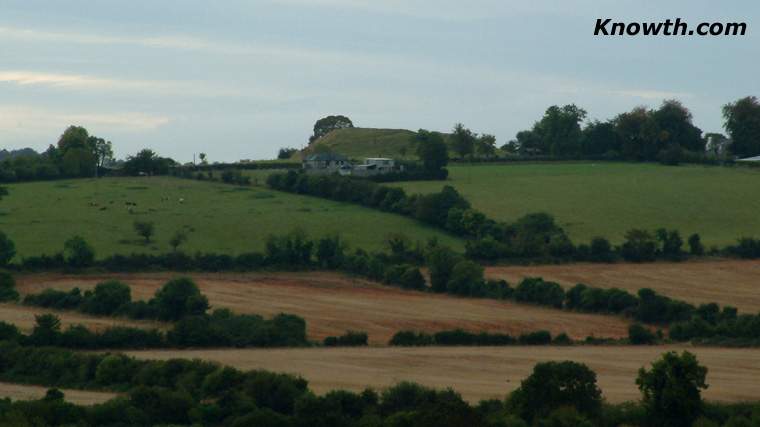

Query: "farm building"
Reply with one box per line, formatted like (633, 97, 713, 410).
(304, 154, 401, 177)
(302, 153, 350, 175)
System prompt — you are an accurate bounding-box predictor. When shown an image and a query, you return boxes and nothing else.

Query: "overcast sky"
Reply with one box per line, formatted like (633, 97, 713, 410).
(1, 1, 757, 163)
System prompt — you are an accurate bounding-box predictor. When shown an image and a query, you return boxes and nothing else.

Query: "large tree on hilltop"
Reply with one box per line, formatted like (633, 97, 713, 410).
(309, 115, 353, 144)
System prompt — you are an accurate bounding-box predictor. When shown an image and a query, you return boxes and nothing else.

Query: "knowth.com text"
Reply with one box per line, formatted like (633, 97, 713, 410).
(594, 18, 746, 36)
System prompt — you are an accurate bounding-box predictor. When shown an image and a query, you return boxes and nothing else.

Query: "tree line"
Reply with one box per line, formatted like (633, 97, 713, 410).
(0, 338, 748, 427)
(508, 96, 760, 161)
(10, 277, 307, 350)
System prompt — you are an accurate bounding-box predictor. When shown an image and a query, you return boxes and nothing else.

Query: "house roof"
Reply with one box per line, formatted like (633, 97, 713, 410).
(303, 153, 349, 162)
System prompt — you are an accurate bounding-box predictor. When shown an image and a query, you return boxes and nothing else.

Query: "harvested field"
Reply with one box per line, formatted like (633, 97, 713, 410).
(124, 345, 760, 403)
(0, 382, 115, 405)
(14, 272, 634, 343)
(487, 260, 760, 313)
(0, 303, 167, 334)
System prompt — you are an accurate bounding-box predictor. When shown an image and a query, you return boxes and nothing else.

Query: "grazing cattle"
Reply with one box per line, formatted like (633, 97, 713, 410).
(100, 207, 107, 211)
(179, 198, 185, 204)
(88, 202, 99, 207)
(161, 197, 170, 202)
(149, 208, 157, 212)
(108, 201, 114, 204)
(125, 207, 133, 214)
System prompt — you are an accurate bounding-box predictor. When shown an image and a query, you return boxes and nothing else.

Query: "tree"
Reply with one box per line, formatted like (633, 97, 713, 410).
(619, 229, 656, 262)
(636, 350, 708, 427)
(31, 313, 62, 346)
(169, 229, 188, 252)
(413, 129, 449, 172)
(309, 115, 353, 143)
(123, 149, 174, 176)
(650, 99, 703, 153)
(688, 233, 704, 256)
(615, 106, 651, 160)
(153, 277, 209, 321)
(133, 221, 155, 243)
(198, 152, 207, 164)
(64, 235, 95, 268)
(451, 123, 476, 160)
(0, 230, 16, 267)
(61, 147, 97, 177)
(446, 260, 484, 296)
(723, 96, 760, 158)
(476, 134, 497, 157)
(57, 125, 91, 154)
(91, 137, 115, 168)
(538, 104, 587, 156)
(508, 360, 603, 423)
(426, 245, 459, 293)
(277, 147, 298, 160)
(85, 280, 131, 315)
(581, 120, 621, 157)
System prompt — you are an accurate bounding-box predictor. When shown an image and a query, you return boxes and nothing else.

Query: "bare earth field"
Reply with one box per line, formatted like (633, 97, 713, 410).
(486, 260, 760, 313)
(124, 345, 760, 404)
(0, 382, 115, 405)
(13, 272, 634, 343)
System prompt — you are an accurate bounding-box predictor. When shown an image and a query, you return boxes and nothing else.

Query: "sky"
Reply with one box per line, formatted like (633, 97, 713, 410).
(1, 1, 757, 163)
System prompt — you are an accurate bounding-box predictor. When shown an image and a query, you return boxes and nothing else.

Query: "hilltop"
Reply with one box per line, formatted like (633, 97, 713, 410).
(295, 127, 453, 162)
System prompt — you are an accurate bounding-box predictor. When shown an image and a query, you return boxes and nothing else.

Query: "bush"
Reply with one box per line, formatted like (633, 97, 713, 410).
(514, 277, 565, 309)
(628, 323, 657, 345)
(0, 270, 18, 302)
(446, 260, 485, 296)
(324, 331, 369, 347)
(518, 330, 552, 345)
(389, 330, 433, 346)
(0, 231, 16, 267)
(81, 280, 131, 315)
(63, 235, 95, 268)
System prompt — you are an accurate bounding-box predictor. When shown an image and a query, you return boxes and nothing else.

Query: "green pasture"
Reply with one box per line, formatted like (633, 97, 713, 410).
(389, 162, 760, 247)
(0, 177, 464, 261)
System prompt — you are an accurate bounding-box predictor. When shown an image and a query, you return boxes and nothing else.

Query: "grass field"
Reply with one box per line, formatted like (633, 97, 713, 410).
(124, 345, 760, 404)
(388, 162, 760, 247)
(0, 177, 464, 260)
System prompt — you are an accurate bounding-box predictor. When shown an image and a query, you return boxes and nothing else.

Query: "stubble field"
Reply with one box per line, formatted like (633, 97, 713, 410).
(5, 262, 760, 404)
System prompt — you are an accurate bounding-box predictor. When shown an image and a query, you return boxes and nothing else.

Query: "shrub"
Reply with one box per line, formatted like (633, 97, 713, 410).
(628, 323, 657, 345)
(63, 235, 95, 268)
(0, 270, 18, 302)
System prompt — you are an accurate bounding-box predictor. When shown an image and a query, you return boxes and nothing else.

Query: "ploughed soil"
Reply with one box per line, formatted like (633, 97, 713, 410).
(11, 271, 635, 343)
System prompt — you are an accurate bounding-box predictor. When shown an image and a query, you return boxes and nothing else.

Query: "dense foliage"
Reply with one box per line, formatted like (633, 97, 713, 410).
(21, 278, 308, 350)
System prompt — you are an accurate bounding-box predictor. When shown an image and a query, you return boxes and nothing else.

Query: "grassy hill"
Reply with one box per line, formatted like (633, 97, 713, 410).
(295, 127, 459, 162)
(295, 128, 417, 161)
(0, 177, 464, 261)
(389, 162, 760, 247)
